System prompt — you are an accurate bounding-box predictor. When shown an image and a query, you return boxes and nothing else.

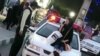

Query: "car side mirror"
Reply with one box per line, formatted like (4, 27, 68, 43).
(28, 26, 37, 32)
(52, 31, 62, 38)
(47, 31, 62, 44)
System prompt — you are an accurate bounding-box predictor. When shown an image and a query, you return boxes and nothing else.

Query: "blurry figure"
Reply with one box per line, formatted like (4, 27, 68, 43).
(92, 24, 100, 36)
(9, 1, 40, 56)
(0, 0, 5, 11)
(92, 28, 99, 37)
(10, 3, 21, 28)
(73, 19, 83, 32)
(2, 2, 25, 30)
(98, 30, 100, 36)
(60, 18, 74, 44)
(83, 24, 92, 39)
(2, 7, 13, 30)
(32, 8, 48, 25)
(51, 17, 73, 51)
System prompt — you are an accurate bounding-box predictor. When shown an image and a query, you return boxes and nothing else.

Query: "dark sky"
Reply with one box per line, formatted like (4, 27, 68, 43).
(56, 0, 83, 12)
(86, 0, 100, 24)
(54, 0, 84, 17)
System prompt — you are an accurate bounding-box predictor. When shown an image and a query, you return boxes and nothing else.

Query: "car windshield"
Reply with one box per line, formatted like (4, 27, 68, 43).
(92, 36, 100, 43)
(36, 19, 47, 27)
(70, 34, 79, 50)
(36, 23, 59, 37)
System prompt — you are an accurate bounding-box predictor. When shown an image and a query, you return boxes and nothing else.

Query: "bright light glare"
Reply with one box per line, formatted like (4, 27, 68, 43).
(69, 11, 75, 18)
(36, 0, 51, 8)
(48, 15, 56, 22)
(50, 15, 56, 20)
(20, 0, 24, 3)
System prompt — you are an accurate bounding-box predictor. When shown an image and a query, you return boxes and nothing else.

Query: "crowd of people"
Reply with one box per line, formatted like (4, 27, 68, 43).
(2, 1, 75, 55)
(1, 1, 40, 56)
(80, 23, 100, 40)
(1, 0, 100, 56)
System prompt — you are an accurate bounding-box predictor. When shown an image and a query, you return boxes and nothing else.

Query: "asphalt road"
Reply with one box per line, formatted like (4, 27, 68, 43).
(0, 44, 11, 56)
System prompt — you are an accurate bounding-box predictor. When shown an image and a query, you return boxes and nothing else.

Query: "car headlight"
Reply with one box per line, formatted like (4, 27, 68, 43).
(29, 45, 40, 51)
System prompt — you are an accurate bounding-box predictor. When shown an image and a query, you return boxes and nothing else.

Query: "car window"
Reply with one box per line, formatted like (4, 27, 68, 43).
(92, 36, 100, 43)
(36, 19, 47, 27)
(37, 23, 59, 37)
(70, 34, 79, 50)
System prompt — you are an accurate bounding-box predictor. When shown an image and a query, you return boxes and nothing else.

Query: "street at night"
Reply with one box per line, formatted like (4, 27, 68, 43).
(0, 0, 100, 56)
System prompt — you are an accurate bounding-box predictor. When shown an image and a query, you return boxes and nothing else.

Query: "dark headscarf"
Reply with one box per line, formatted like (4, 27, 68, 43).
(30, 1, 40, 9)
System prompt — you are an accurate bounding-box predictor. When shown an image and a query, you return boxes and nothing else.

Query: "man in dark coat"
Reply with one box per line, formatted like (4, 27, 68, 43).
(9, 1, 40, 56)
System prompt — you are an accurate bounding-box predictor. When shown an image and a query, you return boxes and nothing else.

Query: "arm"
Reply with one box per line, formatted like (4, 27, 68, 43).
(59, 25, 64, 32)
(30, 9, 38, 26)
(19, 9, 30, 33)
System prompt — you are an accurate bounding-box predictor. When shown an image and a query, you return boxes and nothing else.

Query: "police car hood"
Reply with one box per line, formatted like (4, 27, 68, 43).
(29, 33, 55, 52)
(60, 49, 81, 56)
(82, 39, 100, 47)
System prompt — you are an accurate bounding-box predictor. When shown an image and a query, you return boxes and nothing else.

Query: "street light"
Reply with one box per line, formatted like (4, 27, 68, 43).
(36, 0, 51, 8)
(69, 11, 75, 18)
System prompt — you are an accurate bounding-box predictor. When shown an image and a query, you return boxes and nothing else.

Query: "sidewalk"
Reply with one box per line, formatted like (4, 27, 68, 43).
(0, 21, 15, 46)
(0, 14, 15, 46)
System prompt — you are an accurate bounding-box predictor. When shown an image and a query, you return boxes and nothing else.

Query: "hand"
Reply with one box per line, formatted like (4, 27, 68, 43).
(61, 40, 68, 43)
(64, 44, 71, 51)
(19, 31, 23, 36)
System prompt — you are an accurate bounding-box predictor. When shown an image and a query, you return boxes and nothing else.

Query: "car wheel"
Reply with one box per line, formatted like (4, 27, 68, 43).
(96, 52, 100, 56)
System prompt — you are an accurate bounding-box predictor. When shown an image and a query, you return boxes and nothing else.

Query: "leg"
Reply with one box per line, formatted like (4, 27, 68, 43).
(9, 28, 27, 56)
(6, 22, 11, 30)
(9, 33, 24, 56)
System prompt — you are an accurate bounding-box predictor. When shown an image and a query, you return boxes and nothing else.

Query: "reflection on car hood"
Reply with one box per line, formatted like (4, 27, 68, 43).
(30, 33, 54, 52)
(82, 39, 100, 47)
(60, 49, 80, 56)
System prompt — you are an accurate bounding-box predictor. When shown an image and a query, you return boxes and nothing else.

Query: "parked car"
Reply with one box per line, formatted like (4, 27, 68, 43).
(81, 35, 100, 56)
(22, 20, 81, 56)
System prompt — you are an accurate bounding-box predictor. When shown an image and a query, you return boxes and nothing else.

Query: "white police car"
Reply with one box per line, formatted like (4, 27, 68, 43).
(22, 22, 81, 56)
(81, 36, 100, 56)
(22, 15, 81, 56)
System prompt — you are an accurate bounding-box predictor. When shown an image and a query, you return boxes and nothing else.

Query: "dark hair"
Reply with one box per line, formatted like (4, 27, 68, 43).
(30, 1, 40, 8)
(25, 2, 29, 7)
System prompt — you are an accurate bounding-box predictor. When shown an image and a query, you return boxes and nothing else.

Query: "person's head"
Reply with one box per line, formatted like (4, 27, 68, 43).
(20, 2, 25, 6)
(30, 1, 40, 9)
(25, 2, 29, 8)
(65, 17, 70, 25)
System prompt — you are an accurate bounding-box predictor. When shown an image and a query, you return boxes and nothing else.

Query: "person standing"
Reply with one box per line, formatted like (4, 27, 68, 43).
(3, 2, 24, 30)
(51, 18, 74, 51)
(9, 1, 40, 56)
(92, 24, 100, 37)
(83, 24, 92, 39)
(2, 7, 13, 30)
